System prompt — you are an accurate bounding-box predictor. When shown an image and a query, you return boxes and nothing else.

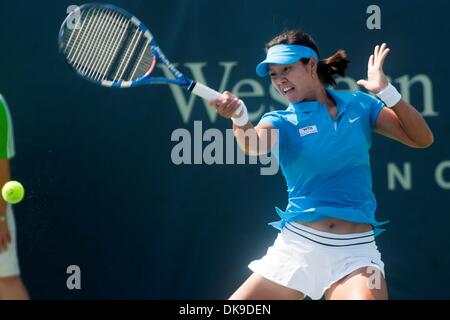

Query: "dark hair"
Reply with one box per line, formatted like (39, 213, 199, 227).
(266, 30, 349, 87)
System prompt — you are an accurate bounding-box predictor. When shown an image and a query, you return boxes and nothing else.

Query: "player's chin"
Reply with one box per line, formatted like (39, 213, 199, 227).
(286, 95, 302, 103)
(283, 91, 302, 103)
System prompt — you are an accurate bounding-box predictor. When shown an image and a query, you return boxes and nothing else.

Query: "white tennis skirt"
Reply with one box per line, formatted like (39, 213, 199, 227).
(248, 222, 385, 300)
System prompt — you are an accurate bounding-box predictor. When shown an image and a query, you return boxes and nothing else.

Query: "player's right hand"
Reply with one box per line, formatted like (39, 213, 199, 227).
(208, 91, 242, 119)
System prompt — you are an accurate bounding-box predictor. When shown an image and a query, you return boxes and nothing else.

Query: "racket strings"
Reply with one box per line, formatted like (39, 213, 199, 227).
(81, 10, 123, 79)
(67, 9, 105, 69)
(107, 24, 152, 82)
(130, 44, 153, 80)
(85, 11, 123, 80)
(65, 8, 130, 80)
(62, 7, 153, 83)
(73, 9, 114, 77)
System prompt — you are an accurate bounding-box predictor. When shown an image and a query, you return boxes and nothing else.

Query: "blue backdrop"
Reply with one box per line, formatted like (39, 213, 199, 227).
(0, 0, 448, 299)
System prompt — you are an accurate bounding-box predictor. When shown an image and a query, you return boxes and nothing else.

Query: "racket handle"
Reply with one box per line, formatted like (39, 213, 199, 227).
(191, 82, 222, 100)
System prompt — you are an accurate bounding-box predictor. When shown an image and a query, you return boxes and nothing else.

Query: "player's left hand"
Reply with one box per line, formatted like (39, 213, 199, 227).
(357, 43, 390, 94)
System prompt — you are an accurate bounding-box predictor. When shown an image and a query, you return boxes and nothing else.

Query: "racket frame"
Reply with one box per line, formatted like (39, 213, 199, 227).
(58, 3, 238, 103)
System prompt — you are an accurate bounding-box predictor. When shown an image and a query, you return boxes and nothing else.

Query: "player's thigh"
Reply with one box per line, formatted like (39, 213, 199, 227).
(325, 267, 388, 300)
(229, 273, 305, 300)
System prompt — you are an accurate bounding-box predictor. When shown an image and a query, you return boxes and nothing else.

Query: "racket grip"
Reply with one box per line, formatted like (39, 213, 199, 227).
(191, 82, 222, 100)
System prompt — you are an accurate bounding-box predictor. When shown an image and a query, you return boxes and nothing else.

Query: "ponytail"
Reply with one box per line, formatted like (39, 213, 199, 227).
(317, 50, 349, 87)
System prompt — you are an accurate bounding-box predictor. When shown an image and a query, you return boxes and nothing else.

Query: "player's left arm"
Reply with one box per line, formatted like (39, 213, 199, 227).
(373, 100, 433, 148)
(357, 43, 434, 148)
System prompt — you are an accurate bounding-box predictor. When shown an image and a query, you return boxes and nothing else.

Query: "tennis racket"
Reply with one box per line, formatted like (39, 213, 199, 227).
(58, 3, 243, 114)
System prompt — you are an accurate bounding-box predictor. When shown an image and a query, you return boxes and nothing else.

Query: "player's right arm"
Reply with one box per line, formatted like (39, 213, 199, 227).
(0, 159, 12, 253)
(208, 91, 278, 156)
(232, 122, 278, 156)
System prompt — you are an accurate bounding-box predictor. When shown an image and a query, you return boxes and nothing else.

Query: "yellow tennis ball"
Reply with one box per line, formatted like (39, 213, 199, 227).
(2, 181, 25, 204)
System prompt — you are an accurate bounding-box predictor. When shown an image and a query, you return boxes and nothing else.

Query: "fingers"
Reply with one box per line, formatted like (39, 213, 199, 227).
(207, 91, 235, 109)
(356, 79, 368, 87)
(208, 91, 242, 118)
(373, 43, 389, 66)
(378, 47, 390, 67)
(376, 43, 386, 64)
(368, 54, 374, 68)
(220, 98, 241, 118)
(374, 44, 380, 63)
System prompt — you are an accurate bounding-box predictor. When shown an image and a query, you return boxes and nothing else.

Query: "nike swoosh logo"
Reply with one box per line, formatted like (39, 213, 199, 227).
(349, 116, 361, 123)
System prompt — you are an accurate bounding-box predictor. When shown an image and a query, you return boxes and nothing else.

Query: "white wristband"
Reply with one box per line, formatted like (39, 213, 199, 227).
(376, 83, 402, 108)
(231, 100, 249, 127)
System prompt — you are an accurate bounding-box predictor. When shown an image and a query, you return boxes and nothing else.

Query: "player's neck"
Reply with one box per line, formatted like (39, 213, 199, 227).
(314, 87, 336, 109)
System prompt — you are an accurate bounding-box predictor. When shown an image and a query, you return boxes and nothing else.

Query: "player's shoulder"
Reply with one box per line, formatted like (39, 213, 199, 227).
(352, 90, 378, 103)
(329, 89, 373, 103)
(330, 89, 379, 114)
(261, 106, 292, 119)
(258, 106, 294, 128)
(348, 90, 378, 105)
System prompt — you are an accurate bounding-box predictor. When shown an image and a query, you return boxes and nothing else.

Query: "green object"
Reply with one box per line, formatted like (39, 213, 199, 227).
(0, 94, 15, 160)
(2, 181, 24, 204)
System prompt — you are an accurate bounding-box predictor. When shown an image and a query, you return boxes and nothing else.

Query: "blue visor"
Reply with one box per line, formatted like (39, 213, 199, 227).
(256, 44, 319, 77)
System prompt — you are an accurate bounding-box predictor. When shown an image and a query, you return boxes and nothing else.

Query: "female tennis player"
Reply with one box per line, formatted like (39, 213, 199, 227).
(209, 30, 433, 300)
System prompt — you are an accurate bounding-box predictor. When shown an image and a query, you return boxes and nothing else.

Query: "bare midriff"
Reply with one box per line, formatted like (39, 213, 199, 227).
(297, 217, 373, 234)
